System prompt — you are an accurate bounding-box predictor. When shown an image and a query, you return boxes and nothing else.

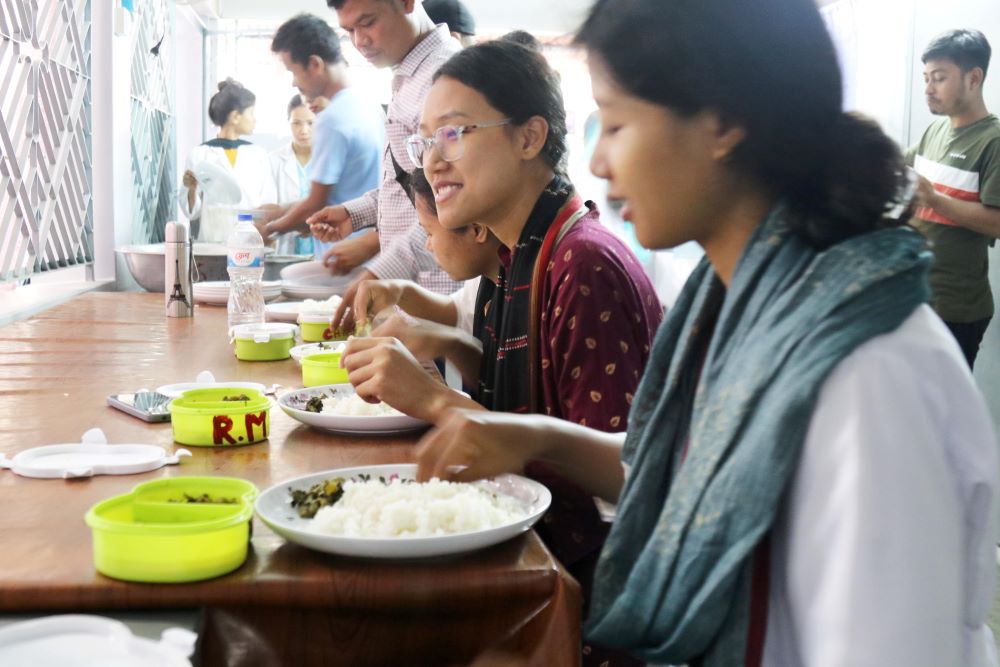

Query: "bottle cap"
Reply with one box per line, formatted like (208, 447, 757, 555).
(237, 213, 254, 222)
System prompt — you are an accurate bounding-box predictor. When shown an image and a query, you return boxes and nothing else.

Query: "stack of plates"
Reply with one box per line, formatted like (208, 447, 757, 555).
(192, 281, 282, 305)
(280, 261, 364, 300)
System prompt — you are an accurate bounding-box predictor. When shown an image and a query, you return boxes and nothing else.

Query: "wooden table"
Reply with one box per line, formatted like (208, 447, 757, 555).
(0, 293, 581, 666)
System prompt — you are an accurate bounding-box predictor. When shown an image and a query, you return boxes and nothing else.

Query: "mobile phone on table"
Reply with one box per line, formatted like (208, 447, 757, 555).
(107, 392, 173, 423)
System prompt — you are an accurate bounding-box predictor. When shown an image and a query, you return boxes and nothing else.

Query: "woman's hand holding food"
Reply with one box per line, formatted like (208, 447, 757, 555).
(353, 279, 406, 329)
(331, 270, 377, 334)
(340, 336, 478, 422)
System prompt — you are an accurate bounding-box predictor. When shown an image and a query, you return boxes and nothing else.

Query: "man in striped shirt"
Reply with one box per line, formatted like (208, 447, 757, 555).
(907, 28, 1000, 368)
(310, 0, 463, 328)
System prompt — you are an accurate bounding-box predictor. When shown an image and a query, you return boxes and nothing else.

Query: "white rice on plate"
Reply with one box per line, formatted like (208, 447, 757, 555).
(320, 392, 403, 417)
(308, 478, 527, 537)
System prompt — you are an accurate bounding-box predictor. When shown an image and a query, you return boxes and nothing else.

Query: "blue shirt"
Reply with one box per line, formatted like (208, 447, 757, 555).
(311, 88, 384, 258)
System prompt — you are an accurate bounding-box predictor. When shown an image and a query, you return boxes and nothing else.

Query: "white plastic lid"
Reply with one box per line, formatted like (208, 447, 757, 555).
(0, 429, 190, 480)
(0, 615, 196, 667)
(231, 322, 297, 343)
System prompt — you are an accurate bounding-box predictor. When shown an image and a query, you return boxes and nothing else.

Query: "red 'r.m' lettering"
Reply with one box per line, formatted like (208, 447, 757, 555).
(213, 416, 236, 445)
(245, 411, 267, 441)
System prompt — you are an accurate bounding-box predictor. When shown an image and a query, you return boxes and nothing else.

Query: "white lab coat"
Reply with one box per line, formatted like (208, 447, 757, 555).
(179, 143, 277, 241)
(761, 305, 999, 667)
(269, 144, 313, 256)
(271, 144, 307, 206)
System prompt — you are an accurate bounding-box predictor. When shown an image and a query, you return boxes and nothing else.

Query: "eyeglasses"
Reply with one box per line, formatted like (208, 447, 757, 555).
(406, 119, 513, 165)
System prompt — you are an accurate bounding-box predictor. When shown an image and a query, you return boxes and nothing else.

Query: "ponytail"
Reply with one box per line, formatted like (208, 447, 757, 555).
(785, 113, 912, 247)
(208, 78, 255, 127)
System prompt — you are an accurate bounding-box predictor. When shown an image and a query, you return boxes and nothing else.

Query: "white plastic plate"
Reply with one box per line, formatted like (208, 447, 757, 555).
(0, 615, 196, 667)
(277, 384, 428, 435)
(255, 464, 551, 559)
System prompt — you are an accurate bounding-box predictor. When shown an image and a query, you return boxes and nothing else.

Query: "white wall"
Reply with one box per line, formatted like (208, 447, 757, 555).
(92, 3, 134, 286)
(824, 0, 916, 145)
(174, 7, 207, 223)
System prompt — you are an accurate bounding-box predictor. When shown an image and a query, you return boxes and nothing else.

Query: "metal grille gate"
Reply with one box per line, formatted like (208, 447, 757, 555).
(0, 0, 92, 283)
(130, 0, 174, 246)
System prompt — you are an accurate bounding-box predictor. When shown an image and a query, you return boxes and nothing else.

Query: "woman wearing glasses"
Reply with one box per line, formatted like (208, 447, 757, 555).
(342, 38, 660, 666)
(414, 0, 1000, 665)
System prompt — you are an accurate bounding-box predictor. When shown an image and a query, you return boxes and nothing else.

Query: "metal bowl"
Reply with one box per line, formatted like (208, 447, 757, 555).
(117, 243, 231, 292)
(262, 254, 311, 282)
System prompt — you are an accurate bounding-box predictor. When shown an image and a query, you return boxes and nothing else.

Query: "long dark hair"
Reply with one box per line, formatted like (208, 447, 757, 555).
(434, 41, 567, 173)
(208, 78, 255, 127)
(576, 0, 909, 247)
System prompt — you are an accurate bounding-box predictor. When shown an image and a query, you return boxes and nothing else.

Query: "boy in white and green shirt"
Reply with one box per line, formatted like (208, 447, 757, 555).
(907, 28, 1000, 367)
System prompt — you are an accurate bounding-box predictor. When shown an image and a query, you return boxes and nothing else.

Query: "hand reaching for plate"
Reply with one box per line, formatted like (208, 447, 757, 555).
(415, 410, 552, 483)
(307, 205, 354, 243)
(322, 231, 379, 276)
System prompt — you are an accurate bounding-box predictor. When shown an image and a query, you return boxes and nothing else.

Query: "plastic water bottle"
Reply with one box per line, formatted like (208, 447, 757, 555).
(226, 213, 265, 330)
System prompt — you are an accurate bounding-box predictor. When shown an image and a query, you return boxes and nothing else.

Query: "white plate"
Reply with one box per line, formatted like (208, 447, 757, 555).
(0, 615, 196, 667)
(193, 281, 282, 305)
(193, 280, 282, 291)
(195, 295, 283, 305)
(265, 301, 306, 322)
(278, 384, 428, 434)
(289, 342, 346, 364)
(255, 464, 551, 559)
(280, 284, 341, 300)
(279, 260, 355, 283)
(156, 381, 267, 399)
(265, 298, 342, 323)
(280, 261, 364, 300)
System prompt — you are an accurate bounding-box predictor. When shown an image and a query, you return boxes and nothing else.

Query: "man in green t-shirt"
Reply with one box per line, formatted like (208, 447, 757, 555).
(907, 29, 1000, 368)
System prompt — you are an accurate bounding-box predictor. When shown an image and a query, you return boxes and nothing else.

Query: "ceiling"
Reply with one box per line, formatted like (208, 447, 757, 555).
(210, 0, 593, 34)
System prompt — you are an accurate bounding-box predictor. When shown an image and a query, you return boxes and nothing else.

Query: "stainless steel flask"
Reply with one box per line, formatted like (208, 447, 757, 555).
(165, 221, 194, 318)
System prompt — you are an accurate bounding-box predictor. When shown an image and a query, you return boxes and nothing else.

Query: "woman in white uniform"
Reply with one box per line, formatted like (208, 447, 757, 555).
(180, 78, 277, 242)
(414, 0, 1000, 665)
(270, 94, 316, 256)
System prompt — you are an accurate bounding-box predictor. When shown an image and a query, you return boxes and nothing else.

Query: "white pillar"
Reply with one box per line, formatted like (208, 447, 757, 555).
(91, 1, 134, 285)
